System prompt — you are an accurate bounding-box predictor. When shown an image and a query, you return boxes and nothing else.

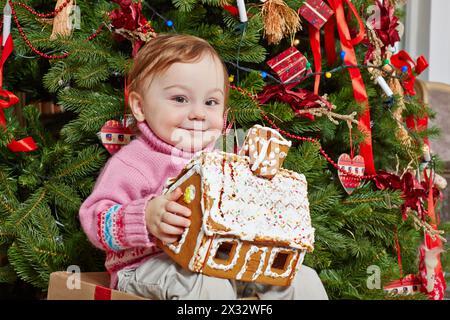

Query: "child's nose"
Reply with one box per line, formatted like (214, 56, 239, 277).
(188, 104, 206, 120)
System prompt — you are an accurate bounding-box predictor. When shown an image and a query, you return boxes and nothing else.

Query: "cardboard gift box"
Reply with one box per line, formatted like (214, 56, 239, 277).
(48, 271, 259, 300)
(47, 271, 147, 300)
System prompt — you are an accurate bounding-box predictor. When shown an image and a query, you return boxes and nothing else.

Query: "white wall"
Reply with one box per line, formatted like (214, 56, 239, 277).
(404, 0, 450, 85)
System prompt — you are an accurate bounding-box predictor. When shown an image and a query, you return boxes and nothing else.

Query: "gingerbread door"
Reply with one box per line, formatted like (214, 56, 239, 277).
(236, 245, 268, 282)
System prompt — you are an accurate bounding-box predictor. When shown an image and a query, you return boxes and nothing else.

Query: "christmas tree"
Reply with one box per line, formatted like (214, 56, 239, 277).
(0, 0, 448, 299)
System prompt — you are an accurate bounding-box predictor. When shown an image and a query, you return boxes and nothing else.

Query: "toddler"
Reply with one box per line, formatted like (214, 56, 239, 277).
(79, 33, 328, 300)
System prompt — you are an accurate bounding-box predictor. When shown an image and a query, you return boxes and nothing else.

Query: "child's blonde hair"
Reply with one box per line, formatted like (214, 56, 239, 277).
(128, 34, 230, 106)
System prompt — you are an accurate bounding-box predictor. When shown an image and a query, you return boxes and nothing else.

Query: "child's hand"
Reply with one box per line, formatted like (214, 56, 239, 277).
(145, 188, 191, 244)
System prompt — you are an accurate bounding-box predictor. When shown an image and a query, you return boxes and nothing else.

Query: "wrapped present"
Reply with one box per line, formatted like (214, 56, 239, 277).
(298, 0, 334, 29)
(267, 47, 310, 84)
(47, 271, 147, 300)
(239, 124, 292, 179)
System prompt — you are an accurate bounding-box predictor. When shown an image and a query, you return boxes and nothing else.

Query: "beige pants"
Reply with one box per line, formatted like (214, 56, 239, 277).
(117, 253, 328, 300)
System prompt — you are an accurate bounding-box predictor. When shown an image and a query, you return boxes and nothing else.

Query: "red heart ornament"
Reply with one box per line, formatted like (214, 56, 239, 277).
(337, 153, 365, 194)
(99, 120, 135, 155)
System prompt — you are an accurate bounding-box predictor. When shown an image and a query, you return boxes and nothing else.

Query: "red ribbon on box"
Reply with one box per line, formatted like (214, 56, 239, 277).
(94, 285, 112, 300)
(0, 35, 37, 153)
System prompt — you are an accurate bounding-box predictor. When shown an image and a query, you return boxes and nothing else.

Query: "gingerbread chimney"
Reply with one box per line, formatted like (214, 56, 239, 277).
(239, 125, 292, 179)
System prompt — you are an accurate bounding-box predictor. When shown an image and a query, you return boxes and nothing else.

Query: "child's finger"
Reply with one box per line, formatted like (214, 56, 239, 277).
(158, 233, 179, 244)
(159, 221, 185, 235)
(162, 211, 191, 228)
(165, 188, 183, 201)
(166, 201, 191, 217)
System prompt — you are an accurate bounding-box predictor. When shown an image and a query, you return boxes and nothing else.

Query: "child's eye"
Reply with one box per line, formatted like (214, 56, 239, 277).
(172, 96, 188, 104)
(205, 99, 219, 106)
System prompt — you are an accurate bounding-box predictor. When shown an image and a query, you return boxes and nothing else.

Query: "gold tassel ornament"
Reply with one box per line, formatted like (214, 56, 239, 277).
(261, 0, 301, 45)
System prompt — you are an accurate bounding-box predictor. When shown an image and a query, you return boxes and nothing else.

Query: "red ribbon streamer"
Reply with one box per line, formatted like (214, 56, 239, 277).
(0, 34, 37, 152)
(326, 0, 375, 175)
(304, 0, 375, 174)
(393, 226, 403, 280)
(308, 25, 322, 95)
(324, 18, 337, 66)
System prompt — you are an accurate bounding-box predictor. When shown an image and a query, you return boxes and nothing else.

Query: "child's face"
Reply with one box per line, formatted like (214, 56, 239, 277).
(130, 54, 225, 152)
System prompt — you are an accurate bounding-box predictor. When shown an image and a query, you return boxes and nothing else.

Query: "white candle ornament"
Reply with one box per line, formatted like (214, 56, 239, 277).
(3, 2, 12, 47)
(236, 0, 248, 23)
(375, 75, 393, 97)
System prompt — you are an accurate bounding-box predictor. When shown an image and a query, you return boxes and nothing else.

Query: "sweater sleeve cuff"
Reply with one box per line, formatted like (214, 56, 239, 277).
(120, 194, 156, 248)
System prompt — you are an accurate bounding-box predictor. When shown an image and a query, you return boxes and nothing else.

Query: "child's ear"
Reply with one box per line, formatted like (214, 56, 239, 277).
(128, 91, 146, 122)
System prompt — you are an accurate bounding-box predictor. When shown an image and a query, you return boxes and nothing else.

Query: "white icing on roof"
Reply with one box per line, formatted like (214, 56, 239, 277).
(176, 151, 314, 251)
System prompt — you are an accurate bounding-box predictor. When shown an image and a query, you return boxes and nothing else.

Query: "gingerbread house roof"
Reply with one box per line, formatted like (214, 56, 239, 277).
(166, 151, 314, 252)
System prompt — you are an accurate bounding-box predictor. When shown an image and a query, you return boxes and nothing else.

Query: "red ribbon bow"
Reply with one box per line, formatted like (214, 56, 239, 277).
(374, 170, 440, 220)
(0, 35, 37, 153)
(109, 0, 150, 56)
(109, 0, 148, 31)
(390, 50, 429, 96)
(257, 82, 333, 121)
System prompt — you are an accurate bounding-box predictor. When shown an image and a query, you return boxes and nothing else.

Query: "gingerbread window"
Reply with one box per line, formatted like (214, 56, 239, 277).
(271, 251, 291, 271)
(214, 241, 236, 263)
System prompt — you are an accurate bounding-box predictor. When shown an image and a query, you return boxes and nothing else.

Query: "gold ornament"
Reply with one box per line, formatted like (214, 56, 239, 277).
(261, 0, 301, 45)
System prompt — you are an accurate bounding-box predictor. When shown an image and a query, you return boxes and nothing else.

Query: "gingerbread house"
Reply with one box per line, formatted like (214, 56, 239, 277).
(157, 125, 314, 286)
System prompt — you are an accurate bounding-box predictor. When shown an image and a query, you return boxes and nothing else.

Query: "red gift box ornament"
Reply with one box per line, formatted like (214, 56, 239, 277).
(267, 47, 310, 84)
(298, 0, 334, 29)
(99, 120, 135, 155)
(337, 153, 365, 194)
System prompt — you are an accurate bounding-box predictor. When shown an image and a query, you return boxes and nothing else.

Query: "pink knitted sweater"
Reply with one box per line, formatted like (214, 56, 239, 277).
(79, 121, 215, 288)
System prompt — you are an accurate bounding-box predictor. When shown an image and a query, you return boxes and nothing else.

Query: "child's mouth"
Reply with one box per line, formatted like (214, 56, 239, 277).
(180, 127, 207, 133)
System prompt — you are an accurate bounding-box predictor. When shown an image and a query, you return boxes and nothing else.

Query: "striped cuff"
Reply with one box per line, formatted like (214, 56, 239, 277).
(97, 204, 126, 251)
